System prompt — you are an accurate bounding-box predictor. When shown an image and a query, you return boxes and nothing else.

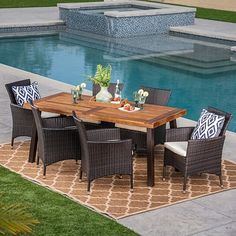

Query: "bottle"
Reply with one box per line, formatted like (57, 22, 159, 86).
(114, 80, 121, 101)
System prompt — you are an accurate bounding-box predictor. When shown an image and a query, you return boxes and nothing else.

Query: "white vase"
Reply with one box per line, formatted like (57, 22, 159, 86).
(96, 86, 112, 102)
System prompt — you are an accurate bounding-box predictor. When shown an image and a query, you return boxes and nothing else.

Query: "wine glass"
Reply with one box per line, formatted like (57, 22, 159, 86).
(133, 91, 139, 107)
(138, 96, 146, 110)
(71, 88, 77, 104)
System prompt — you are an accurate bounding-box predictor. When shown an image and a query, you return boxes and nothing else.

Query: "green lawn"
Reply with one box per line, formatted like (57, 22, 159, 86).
(0, 0, 101, 8)
(0, 166, 137, 236)
(196, 7, 236, 23)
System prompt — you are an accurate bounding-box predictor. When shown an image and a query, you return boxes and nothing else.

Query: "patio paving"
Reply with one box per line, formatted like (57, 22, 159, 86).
(0, 6, 236, 43)
(0, 7, 60, 26)
(171, 19, 236, 42)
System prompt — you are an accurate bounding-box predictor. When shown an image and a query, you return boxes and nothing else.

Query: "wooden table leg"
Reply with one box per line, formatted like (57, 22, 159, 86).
(147, 128, 155, 187)
(28, 121, 37, 163)
(170, 119, 177, 129)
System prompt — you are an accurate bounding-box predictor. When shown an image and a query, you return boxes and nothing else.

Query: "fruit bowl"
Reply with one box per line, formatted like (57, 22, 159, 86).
(118, 103, 140, 112)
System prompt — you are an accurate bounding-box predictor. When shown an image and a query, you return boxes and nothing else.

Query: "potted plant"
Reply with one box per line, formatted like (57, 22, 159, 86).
(89, 64, 112, 102)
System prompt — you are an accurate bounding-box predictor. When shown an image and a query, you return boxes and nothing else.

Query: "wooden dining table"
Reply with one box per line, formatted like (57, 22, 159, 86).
(26, 92, 186, 187)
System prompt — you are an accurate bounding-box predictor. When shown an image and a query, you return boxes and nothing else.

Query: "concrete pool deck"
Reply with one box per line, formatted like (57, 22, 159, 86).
(171, 19, 236, 43)
(0, 5, 236, 236)
(0, 7, 60, 25)
(0, 63, 236, 235)
(0, 6, 236, 43)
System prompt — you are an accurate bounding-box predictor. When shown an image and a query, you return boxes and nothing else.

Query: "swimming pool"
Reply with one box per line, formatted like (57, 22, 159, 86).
(0, 33, 236, 131)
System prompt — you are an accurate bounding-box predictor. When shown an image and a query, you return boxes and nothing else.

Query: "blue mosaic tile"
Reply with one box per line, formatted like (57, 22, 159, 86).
(59, 6, 195, 38)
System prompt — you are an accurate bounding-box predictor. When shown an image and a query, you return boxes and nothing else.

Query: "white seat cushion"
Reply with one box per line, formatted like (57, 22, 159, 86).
(115, 123, 147, 133)
(81, 118, 101, 124)
(164, 141, 188, 157)
(41, 112, 60, 118)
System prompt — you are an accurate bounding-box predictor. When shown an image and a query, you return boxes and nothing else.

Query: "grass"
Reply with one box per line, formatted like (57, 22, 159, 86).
(196, 7, 236, 23)
(0, 0, 101, 8)
(0, 166, 137, 236)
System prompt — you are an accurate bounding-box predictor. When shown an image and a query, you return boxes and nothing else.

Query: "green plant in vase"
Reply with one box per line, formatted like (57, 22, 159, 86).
(89, 64, 112, 102)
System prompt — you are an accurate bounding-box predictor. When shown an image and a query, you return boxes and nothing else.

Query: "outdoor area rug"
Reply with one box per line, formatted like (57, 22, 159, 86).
(1, 141, 236, 219)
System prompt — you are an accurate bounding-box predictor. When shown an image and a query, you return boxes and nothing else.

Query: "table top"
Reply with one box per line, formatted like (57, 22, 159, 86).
(27, 92, 186, 129)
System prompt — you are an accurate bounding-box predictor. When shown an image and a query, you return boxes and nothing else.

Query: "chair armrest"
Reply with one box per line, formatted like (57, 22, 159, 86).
(166, 127, 195, 142)
(186, 136, 225, 161)
(87, 128, 120, 141)
(42, 116, 75, 128)
(11, 103, 32, 114)
(42, 126, 77, 132)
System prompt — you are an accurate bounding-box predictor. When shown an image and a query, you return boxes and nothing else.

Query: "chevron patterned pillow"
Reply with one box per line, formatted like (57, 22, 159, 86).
(191, 109, 225, 140)
(12, 81, 41, 106)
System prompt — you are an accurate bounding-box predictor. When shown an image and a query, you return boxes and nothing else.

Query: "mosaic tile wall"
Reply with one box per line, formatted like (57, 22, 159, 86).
(59, 8, 195, 38)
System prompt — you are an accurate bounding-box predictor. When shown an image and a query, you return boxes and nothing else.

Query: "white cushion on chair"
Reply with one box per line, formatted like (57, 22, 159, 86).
(41, 112, 60, 118)
(115, 123, 147, 133)
(164, 141, 188, 157)
(82, 118, 101, 124)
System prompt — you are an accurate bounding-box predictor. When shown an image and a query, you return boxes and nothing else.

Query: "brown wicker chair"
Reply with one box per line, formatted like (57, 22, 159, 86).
(5, 79, 34, 147)
(31, 106, 80, 177)
(72, 111, 133, 192)
(92, 82, 124, 96)
(120, 86, 171, 153)
(163, 107, 232, 193)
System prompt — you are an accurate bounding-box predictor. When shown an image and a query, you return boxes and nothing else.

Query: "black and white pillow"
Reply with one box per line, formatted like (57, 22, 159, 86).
(191, 109, 225, 140)
(12, 81, 41, 106)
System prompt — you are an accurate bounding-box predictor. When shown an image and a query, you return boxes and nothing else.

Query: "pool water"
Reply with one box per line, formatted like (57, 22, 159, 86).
(82, 4, 157, 14)
(0, 34, 236, 131)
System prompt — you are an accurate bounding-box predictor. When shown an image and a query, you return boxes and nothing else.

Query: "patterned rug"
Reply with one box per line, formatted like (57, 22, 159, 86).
(1, 141, 236, 219)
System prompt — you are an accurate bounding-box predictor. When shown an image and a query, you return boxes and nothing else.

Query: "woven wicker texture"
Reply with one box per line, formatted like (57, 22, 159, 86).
(5, 79, 34, 146)
(1, 141, 236, 219)
(164, 107, 232, 192)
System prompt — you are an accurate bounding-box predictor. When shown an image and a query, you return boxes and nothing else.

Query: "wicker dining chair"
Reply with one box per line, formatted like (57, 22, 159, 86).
(72, 111, 133, 192)
(120, 86, 172, 153)
(92, 82, 124, 96)
(5, 79, 34, 147)
(31, 106, 80, 177)
(163, 107, 232, 193)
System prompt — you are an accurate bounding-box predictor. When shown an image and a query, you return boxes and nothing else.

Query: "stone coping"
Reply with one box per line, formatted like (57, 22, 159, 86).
(0, 20, 64, 29)
(58, 1, 196, 18)
(170, 27, 236, 43)
(0, 31, 59, 39)
(231, 46, 236, 52)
